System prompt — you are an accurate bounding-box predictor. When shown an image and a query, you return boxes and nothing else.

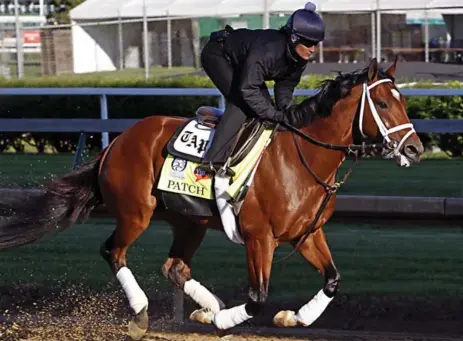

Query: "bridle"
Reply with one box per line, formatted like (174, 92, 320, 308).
(359, 78, 415, 158)
(274, 77, 416, 263)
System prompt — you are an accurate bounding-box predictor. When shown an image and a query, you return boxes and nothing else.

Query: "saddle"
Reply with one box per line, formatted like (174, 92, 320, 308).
(166, 106, 266, 166)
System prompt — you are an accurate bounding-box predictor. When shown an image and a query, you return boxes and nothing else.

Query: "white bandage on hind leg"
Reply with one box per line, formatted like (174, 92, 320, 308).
(184, 279, 224, 313)
(213, 304, 252, 330)
(295, 289, 333, 326)
(116, 267, 149, 314)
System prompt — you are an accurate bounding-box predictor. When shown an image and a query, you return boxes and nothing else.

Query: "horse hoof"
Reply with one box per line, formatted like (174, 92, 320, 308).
(215, 326, 233, 339)
(273, 310, 298, 327)
(189, 308, 214, 324)
(128, 307, 149, 340)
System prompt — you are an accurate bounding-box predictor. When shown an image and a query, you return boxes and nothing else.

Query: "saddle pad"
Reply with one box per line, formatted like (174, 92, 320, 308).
(157, 129, 273, 201)
(157, 155, 214, 200)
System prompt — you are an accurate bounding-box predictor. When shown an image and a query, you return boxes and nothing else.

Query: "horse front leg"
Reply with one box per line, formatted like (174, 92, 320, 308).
(212, 235, 275, 332)
(273, 227, 340, 327)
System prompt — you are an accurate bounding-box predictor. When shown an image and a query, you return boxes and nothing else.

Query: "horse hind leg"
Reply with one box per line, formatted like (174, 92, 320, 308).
(100, 200, 155, 340)
(161, 219, 225, 325)
(273, 228, 340, 328)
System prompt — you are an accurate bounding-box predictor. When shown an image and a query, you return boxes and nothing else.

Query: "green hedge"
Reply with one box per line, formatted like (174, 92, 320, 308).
(401, 81, 463, 158)
(0, 76, 461, 157)
(0, 76, 219, 152)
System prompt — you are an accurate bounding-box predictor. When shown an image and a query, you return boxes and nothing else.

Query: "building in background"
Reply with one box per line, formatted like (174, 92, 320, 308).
(3, 0, 462, 77)
(0, 0, 52, 78)
(0, 0, 52, 52)
(68, 4, 463, 75)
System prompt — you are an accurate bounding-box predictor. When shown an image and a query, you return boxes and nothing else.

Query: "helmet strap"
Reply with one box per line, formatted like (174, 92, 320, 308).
(286, 43, 307, 65)
(290, 33, 299, 44)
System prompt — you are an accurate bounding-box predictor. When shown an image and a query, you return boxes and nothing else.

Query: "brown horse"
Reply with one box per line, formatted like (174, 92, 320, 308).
(0, 58, 423, 340)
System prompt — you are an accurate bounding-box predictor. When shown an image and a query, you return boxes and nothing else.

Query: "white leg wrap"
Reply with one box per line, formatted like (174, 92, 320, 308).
(213, 304, 252, 330)
(295, 289, 333, 326)
(116, 267, 149, 315)
(184, 279, 223, 313)
(214, 174, 244, 245)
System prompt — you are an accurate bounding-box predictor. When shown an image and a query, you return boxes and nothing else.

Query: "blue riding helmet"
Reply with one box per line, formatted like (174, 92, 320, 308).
(284, 2, 325, 47)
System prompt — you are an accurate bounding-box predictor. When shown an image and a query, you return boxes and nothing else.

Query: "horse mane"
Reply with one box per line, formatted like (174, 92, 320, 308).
(305, 66, 394, 119)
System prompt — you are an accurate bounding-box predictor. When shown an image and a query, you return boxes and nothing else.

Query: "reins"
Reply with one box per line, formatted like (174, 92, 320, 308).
(286, 121, 387, 155)
(272, 122, 387, 264)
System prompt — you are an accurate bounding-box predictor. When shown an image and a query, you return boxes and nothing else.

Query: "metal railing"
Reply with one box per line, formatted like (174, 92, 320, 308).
(0, 87, 462, 168)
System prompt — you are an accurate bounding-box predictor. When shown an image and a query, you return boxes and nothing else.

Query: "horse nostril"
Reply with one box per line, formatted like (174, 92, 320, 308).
(405, 144, 418, 154)
(404, 144, 419, 157)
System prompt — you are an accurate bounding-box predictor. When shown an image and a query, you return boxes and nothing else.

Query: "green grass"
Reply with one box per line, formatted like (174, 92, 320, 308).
(337, 158, 463, 197)
(5, 64, 198, 81)
(74, 66, 197, 79)
(0, 219, 462, 301)
(0, 153, 461, 197)
(0, 153, 76, 189)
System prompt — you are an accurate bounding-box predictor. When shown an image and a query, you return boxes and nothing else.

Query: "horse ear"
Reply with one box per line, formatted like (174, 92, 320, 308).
(386, 55, 398, 77)
(368, 58, 379, 81)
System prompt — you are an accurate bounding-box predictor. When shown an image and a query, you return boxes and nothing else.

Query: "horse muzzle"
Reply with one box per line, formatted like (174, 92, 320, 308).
(382, 138, 424, 167)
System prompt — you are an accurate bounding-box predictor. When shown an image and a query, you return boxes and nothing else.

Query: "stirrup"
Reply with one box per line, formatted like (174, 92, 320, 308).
(217, 165, 235, 177)
(197, 161, 215, 173)
(197, 161, 235, 177)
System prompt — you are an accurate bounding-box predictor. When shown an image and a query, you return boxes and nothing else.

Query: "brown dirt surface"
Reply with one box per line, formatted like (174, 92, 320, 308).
(1, 284, 462, 341)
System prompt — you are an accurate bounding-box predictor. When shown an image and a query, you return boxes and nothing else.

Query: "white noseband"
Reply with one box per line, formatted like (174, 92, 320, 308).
(358, 78, 415, 155)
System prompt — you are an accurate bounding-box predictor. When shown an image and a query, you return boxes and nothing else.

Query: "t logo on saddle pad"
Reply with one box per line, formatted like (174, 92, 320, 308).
(172, 120, 214, 160)
(178, 130, 210, 155)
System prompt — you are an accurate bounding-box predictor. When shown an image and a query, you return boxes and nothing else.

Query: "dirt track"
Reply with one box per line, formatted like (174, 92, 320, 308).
(1, 285, 463, 341)
(6, 325, 463, 341)
(144, 325, 463, 341)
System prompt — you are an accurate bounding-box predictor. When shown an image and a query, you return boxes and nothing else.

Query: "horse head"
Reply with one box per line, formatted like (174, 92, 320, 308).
(356, 57, 424, 167)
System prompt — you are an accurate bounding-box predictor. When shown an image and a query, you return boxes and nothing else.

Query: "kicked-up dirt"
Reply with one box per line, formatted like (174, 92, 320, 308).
(0, 284, 462, 341)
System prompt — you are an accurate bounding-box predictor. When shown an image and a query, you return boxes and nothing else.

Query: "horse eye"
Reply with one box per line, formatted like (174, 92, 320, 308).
(376, 101, 388, 109)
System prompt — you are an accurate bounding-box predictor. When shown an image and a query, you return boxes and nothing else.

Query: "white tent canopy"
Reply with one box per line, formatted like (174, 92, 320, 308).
(69, 0, 463, 75)
(70, 0, 463, 20)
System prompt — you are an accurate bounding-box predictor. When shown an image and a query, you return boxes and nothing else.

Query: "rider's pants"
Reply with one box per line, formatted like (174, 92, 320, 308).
(200, 40, 272, 165)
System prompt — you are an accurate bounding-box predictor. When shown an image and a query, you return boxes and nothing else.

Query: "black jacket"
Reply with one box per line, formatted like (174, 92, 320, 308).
(222, 28, 309, 127)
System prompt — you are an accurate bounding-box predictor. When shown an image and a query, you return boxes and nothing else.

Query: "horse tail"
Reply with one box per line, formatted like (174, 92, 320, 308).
(0, 154, 103, 251)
